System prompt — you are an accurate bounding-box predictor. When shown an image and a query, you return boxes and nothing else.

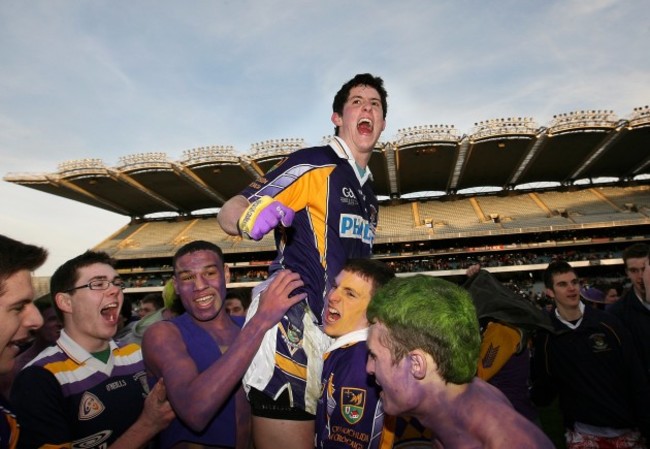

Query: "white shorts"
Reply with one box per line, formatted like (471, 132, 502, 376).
(242, 275, 332, 415)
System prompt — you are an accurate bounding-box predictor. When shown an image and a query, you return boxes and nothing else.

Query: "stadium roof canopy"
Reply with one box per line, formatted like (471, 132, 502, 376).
(5, 107, 650, 218)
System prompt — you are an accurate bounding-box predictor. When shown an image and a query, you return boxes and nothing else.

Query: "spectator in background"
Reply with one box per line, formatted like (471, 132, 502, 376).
(138, 292, 164, 319)
(142, 240, 306, 448)
(531, 260, 650, 448)
(366, 275, 553, 448)
(11, 250, 174, 448)
(118, 278, 184, 346)
(604, 284, 621, 304)
(114, 295, 138, 341)
(225, 288, 251, 317)
(0, 234, 46, 449)
(609, 243, 650, 381)
(0, 294, 62, 398)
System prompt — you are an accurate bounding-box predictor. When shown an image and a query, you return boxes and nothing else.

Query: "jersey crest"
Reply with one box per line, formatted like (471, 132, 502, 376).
(79, 391, 105, 420)
(341, 387, 366, 424)
(279, 320, 304, 356)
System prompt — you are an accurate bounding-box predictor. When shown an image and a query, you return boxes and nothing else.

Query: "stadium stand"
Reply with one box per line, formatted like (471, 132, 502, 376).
(4, 108, 649, 299)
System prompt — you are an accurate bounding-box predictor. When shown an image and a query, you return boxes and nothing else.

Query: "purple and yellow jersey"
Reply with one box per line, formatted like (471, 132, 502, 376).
(10, 330, 147, 448)
(0, 396, 18, 449)
(315, 330, 395, 449)
(241, 137, 378, 323)
(241, 137, 378, 412)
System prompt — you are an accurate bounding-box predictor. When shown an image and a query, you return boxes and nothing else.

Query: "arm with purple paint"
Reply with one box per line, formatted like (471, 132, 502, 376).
(142, 270, 306, 433)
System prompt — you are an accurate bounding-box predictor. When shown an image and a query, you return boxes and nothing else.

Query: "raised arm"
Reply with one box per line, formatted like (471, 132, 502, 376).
(218, 195, 250, 236)
(218, 194, 294, 241)
(142, 270, 306, 431)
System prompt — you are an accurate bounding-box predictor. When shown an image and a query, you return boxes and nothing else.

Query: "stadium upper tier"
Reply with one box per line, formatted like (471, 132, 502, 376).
(89, 185, 650, 260)
(4, 107, 650, 217)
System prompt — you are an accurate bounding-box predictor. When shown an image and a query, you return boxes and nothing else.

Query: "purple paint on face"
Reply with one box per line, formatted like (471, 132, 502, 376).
(174, 250, 227, 322)
(366, 323, 416, 416)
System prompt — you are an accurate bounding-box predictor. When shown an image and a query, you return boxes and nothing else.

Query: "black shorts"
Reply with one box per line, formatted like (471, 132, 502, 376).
(248, 387, 315, 421)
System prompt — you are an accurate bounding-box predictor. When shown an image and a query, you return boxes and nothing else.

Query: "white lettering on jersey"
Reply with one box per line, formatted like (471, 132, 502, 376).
(339, 214, 374, 244)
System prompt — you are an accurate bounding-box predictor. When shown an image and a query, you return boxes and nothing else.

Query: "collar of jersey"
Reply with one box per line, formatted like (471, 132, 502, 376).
(554, 301, 585, 329)
(326, 327, 369, 353)
(57, 329, 118, 371)
(329, 136, 373, 186)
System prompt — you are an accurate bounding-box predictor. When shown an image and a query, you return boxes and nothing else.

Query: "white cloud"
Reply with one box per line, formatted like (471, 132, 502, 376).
(1, 0, 648, 274)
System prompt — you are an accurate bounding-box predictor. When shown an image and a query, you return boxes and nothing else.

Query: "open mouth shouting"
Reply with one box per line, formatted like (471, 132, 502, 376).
(325, 306, 341, 324)
(357, 118, 373, 135)
(100, 303, 120, 324)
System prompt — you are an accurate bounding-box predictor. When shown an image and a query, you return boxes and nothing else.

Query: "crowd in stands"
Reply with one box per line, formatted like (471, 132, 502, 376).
(115, 246, 630, 292)
(383, 248, 620, 273)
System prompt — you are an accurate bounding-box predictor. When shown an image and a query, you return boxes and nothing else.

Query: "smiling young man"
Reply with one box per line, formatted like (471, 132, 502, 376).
(0, 235, 46, 449)
(366, 275, 554, 449)
(315, 259, 395, 449)
(217, 74, 388, 449)
(11, 251, 174, 449)
(142, 240, 306, 449)
(0, 295, 63, 398)
(531, 260, 650, 449)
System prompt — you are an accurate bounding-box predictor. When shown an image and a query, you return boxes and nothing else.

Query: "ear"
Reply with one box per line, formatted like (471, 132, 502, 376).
(331, 112, 343, 128)
(224, 264, 231, 284)
(545, 287, 555, 300)
(55, 292, 72, 315)
(409, 349, 430, 380)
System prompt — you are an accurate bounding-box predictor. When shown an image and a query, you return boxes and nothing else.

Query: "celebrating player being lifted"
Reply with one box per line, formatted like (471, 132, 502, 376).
(218, 73, 388, 449)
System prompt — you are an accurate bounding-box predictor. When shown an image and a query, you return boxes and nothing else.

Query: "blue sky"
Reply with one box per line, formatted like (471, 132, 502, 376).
(2, 0, 648, 275)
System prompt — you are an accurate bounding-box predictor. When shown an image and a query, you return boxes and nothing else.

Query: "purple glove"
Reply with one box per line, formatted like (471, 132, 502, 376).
(238, 196, 295, 241)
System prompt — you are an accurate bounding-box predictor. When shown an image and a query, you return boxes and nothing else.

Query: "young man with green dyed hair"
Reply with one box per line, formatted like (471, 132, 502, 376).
(366, 275, 554, 448)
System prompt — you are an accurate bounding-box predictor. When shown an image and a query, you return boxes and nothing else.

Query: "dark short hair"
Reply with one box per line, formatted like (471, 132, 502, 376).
(50, 251, 116, 297)
(332, 73, 388, 135)
(342, 258, 394, 296)
(622, 243, 649, 266)
(0, 234, 48, 297)
(173, 240, 224, 273)
(226, 288, 251, 309)
(140, 293, 164, 310)
(543, 260, 576, 289)
(50, 251, 116, 321)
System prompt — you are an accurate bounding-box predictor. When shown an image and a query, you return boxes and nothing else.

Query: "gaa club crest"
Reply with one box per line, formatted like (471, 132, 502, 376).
(341, 387, 366, 424)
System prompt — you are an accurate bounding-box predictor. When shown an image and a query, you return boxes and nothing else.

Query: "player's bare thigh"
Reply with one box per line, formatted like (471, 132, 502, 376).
(252, 416, 314, 449)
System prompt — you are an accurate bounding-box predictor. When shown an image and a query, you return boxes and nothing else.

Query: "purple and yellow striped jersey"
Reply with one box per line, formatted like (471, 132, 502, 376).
(241, 137, 378, 324)
(10, 330, 148, 449)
